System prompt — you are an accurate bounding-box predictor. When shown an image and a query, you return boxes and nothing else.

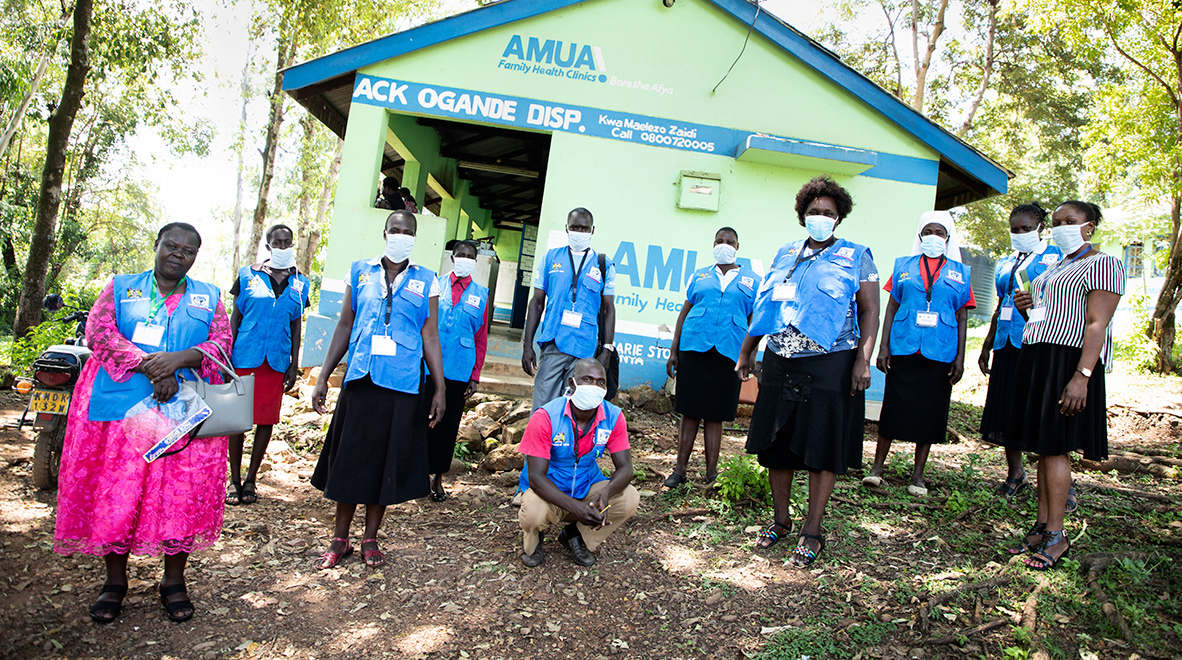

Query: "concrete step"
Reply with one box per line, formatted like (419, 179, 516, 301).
(482, 354, 525, 379)
(478, 370, 533, 399)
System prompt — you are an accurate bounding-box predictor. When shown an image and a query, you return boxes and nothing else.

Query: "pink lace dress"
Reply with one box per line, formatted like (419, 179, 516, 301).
(54, 280, 234, 557)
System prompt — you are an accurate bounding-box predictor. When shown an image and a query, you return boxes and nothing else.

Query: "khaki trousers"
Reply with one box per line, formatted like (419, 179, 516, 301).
(519, 482, 640, 554)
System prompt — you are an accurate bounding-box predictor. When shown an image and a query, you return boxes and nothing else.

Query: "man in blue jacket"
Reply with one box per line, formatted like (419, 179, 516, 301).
(521, 208, 616, 412)
(517, 359, 638, 567)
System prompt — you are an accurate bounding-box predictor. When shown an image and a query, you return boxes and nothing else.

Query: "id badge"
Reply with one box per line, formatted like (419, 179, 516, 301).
(132, 322, 165, 347)
(1027, 307, 1047, 323)
(561, 310, 583, 328)
(915, 311, 939, 328)
(772, 282, 797, 302)
(999, 306, 1013, 321)
(371, 335, 398, 356)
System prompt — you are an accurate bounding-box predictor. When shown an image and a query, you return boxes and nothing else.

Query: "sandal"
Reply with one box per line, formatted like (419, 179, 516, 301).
(755, 521, 792, 550)
(861, 474, 883, 488)
(239, 480, 257, 505)
(996, 472, 1027, 497)
(225, 482, 242, 506)
(316, 537, 353, 570)
(1065, 480, 1078, 514)
(88, 583, 127, 624)
(430, 490, 448, 503)
(1007, 521, 1046, 555)
(361, 538, 386, 567)
(790, 533, 827, 567)
(1025, 530, 1070, 571)
(158, 583, 194, 623)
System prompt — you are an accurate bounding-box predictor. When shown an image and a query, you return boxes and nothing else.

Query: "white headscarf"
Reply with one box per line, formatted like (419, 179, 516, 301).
(910, 210, 963, 262)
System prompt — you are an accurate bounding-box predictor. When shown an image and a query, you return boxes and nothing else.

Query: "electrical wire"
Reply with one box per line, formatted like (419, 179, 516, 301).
(711, 0, 763, 95)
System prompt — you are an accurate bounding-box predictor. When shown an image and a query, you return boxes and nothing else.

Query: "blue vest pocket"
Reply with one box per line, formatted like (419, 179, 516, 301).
(399, 287, 427, 307)
(459, 335, 475, 348)
(392, 328, 421, 350)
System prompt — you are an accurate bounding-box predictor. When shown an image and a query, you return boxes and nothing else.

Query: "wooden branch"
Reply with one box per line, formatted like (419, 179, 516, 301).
(831, 494, 940, 510)
(928, 618, 1008, 645)
(1083, 558, 1135, 641)
(958, 0, 997, 135)
(919, 574, 1012, 633)
(1104, 23, 1180, 108)
(1110, 402, 1182, 419)
(1075, 480, 1175, 502)
(1021, 575, 1047, 631)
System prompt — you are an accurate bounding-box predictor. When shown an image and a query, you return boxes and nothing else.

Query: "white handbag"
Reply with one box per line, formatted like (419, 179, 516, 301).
(182, 344, 255, 438)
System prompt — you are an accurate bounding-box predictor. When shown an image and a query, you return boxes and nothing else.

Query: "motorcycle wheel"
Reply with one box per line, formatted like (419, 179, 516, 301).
(32, 423, 65, 491)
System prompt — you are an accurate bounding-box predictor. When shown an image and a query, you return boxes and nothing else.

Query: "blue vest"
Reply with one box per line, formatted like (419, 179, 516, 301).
(518, 396, 622, 500)
(679, 265, 759, 362)
(534, 247, 609, 358)
(993, 245, 1062, 350)
(232, 266, 310, 371)
(748, 239, 870, 349)
(344, 258, 436, 394)
(89, 271, 223, 422)
(888, 255, 972, 363)
(436, 275, 488, 382)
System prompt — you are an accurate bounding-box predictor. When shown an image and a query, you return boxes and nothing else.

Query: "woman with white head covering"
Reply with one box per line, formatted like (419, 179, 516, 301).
(864, 210, 974, 496)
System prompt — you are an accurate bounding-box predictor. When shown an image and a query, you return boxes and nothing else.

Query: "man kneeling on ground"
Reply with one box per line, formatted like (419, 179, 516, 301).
(517, 358, 639, 567)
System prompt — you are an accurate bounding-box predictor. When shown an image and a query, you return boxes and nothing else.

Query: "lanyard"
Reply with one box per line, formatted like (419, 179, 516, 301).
(570, 413, 597, 457)
(149, 272, 185, 321)
(1055, 245, 1092, 271)
(382, 262, 412, 327)
(921, 255, 947, 307)
(784, 239, 835, 282)
(1005, 252, 1032, 297)
(566, 248, 591, 304)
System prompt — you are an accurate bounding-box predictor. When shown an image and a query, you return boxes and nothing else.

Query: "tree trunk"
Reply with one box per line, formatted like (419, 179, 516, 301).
(231, 46, 251, 274)
(1150, 191, 1182, 372)
(958, 0, 997, 135)
(0, 2, 74, 161)
(247, 34, 295, 266)
(297, 137, 342, 275)
(12, 0, 92, 339)
(912, 0, 948, 113)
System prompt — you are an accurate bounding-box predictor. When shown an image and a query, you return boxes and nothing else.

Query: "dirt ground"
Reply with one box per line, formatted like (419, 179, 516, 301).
(0, 365, 1180, 660)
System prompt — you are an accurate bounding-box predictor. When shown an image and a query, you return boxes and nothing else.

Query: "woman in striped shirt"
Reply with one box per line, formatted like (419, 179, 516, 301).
(1007, 201, 1125, 570)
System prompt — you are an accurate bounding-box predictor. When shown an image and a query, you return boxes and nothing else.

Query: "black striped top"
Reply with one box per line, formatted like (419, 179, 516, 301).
(1022, 249, 1126, 367)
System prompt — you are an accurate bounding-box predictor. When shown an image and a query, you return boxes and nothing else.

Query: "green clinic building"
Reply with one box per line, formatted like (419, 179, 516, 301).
(283, 0, 1009, 400)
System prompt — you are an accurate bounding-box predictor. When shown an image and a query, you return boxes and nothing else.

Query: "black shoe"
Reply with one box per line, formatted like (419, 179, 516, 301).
(557, 524, 596, 567)
(663, 471, 686, 488)
(89, 583, 127, 624)
(159, 582, 194, 623)
(520, 533, 544, 567)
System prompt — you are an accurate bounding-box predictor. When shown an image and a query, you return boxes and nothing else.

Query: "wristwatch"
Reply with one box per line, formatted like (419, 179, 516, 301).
(601, 343, 616, 352)
(1076, 367, 1092, 378)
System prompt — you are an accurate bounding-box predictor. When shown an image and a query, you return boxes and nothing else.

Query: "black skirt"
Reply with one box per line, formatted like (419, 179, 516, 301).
(1003, 343, 1107, 460)
(745, 349, 864, 474)
(421, 377, 468, 474)
(673, 348, 742, 422)
(980, 344, 1022, 448)
(311, 376, 430, 506)
(878, 353, 954, 444)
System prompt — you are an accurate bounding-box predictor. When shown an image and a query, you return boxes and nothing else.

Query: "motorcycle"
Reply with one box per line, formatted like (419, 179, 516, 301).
(14, 294, 91, 490)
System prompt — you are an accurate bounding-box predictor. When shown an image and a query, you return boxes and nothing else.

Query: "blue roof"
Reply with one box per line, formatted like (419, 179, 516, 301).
(283, 0, 1009, 200)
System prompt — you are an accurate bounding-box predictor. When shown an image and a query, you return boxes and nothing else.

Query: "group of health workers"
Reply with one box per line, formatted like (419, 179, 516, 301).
(662, 176, 1124, 571)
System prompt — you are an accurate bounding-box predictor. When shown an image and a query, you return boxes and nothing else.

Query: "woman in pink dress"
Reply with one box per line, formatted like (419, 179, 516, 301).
(53, 223, 233, 624)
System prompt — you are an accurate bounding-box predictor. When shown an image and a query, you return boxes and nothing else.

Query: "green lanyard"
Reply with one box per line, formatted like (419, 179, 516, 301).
(148, 272, 185, 322)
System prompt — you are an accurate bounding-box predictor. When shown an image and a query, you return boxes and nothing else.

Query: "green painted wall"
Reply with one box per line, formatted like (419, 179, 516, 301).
(359, 0, 937, 162)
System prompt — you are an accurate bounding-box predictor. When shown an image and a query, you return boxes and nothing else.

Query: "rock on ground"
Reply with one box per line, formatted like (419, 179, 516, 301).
(480, 444, 524, 472)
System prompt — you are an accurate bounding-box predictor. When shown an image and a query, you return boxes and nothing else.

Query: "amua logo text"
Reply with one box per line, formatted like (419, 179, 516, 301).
(498, 35, 608, 83)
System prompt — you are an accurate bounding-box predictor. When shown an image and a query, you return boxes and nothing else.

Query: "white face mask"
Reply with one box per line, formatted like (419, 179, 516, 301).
(920, 235, 947, 258)
(567, 230, 592, 252)
(1010, 230, 1041, 254)
(713, 243, 736, 265)
(384, 234, 415, 263)
(1051, 224, 1088, 254)
(269, 247, 295, 269)
(804, 215, 837, 242)
(568, 382, 607, 411)
(452, 257, 476, 278)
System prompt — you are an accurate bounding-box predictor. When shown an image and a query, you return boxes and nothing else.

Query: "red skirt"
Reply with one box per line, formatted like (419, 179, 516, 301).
(236, 364, 285, 425)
